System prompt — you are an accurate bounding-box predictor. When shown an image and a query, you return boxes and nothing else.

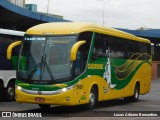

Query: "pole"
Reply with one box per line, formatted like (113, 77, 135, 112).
(47, 0, 49, 14)
(102, 0, 105, 26)
(97, 0, 105, 26)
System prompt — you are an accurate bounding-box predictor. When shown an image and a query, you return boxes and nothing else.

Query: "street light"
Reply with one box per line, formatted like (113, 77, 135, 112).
(47, 0, 50, 14)
(97, 0, 105, 26)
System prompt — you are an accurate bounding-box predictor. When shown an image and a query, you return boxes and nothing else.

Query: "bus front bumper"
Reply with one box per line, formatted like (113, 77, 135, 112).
(15, 88, 76, 106)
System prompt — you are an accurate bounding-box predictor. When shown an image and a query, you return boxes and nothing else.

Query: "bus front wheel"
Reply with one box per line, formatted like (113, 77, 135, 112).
(86, 86, 98, 110)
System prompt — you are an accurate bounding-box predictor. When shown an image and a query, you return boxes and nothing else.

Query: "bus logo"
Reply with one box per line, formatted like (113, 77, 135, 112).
(38, 91, 42, 95)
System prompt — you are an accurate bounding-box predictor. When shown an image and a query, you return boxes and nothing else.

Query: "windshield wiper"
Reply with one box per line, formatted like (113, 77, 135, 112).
(27, 63, 40, 80)
(40, 55, 54, 80)
(27, 55, 54, 80)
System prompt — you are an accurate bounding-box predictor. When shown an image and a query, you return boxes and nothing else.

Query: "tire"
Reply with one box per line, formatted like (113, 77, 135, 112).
(132, 84, 140, 102)
(38, 104, 51, 109)
(5, 82, 15, 101)
(86, 87, 98, 110)
(124, 83, 140, 102)
(0, 86, 4, 101)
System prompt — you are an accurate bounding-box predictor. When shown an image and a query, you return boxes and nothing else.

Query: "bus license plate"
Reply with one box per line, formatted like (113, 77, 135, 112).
(35, 97, 45, 102)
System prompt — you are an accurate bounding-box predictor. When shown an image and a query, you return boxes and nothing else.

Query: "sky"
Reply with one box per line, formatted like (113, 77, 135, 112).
(25, 0, 160, 29)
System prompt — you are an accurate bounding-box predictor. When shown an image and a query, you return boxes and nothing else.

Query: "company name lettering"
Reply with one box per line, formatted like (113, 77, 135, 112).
(88, 64, 103, 69)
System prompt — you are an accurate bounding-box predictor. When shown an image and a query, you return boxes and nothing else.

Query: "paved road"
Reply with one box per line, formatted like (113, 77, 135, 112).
(0, 80, 160, 119)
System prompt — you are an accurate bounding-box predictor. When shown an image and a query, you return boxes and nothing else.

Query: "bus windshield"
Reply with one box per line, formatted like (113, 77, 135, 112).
(17, 35, 77, 83)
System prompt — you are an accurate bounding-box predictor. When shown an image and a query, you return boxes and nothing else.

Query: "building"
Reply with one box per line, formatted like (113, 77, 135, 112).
(0, 0, 69, 31)
(7, 0, 25, 8)
(25, 4, 37, 12)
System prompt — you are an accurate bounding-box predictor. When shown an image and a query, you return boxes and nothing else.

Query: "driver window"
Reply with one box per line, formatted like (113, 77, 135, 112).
(75, 51, 81, 75)
(74, 32, 93, 77)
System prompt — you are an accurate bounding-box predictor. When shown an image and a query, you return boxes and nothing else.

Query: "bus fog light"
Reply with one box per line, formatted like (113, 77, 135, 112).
(66, 97, 70, 101)
(17, 86, 22, 90)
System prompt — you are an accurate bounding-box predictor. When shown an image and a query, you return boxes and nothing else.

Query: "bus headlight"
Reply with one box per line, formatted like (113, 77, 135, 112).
(17, 86, 22, 91)
(59, 85, 75, 93)
(62, 88, 67, 92)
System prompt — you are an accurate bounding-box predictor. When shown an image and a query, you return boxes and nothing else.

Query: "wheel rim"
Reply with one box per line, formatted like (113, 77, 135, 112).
(135, 87, 139, 99)
(7, 87, 14, 99)
(90, 93, 95, 106)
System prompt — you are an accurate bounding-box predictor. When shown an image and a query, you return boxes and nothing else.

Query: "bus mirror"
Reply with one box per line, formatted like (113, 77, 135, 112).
(7, 41, 22, 59)
(70, 40, 86, 60)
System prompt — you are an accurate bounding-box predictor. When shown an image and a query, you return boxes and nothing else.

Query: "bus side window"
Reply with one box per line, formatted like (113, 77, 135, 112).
(0, 41, 13, 70)
(92, 33, 109, 61)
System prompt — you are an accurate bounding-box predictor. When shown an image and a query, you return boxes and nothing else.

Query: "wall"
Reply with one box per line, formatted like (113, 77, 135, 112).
(152, 61, 160, 80)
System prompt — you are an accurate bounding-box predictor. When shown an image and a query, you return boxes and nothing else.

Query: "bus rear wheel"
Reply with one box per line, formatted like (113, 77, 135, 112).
(124, 83, 140, 102)
(38, 104, 51, 109)
(132, 84, 140, 101)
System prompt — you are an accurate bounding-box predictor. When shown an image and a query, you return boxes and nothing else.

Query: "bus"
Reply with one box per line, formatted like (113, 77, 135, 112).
(7, 22, 151, 109)
(0, 28, 24, 101)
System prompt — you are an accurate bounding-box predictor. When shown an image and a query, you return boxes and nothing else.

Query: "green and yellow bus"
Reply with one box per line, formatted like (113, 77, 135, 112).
(7, 22, 152, 109)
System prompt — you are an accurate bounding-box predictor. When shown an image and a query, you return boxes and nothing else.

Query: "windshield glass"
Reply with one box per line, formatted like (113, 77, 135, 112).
(18, 35, 76, 83)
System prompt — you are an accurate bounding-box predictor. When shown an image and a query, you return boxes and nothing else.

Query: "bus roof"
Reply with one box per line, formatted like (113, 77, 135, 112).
(0, 28, 25, 36)
(26, 22, 150, 44)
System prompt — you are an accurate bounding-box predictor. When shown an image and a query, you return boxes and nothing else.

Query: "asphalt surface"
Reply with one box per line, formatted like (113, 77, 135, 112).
(0, 79, 160, 120)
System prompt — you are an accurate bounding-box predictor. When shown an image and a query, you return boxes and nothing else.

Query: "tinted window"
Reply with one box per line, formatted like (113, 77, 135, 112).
(92, 32, 151, 60)
(92, 33, 109, 60)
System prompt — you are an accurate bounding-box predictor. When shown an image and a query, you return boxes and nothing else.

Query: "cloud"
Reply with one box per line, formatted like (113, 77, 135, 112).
(26, 0, 160, 29)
